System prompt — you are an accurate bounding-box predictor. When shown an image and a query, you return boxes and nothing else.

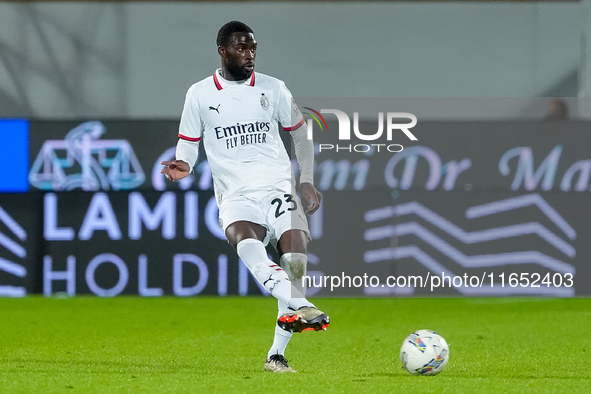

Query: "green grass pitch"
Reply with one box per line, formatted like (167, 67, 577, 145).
(0, 297, 589, 393)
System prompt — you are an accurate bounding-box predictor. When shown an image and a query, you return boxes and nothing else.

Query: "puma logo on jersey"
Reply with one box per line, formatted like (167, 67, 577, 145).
(209, 104, 221, 114)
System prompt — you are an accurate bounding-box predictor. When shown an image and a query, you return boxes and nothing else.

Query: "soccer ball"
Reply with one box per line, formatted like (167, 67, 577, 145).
(400, 329, 449, 375)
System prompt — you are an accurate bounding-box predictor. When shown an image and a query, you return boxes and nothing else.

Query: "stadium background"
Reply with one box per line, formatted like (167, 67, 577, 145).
(2, 3, 591, 393)
(1, 1, 590, 298)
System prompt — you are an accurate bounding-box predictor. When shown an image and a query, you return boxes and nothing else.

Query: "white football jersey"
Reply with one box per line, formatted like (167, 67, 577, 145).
(178, 69, 304, 202)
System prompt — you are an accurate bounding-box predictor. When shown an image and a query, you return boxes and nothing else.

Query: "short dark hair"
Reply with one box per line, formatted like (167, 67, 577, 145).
(216, 21, 254, 47)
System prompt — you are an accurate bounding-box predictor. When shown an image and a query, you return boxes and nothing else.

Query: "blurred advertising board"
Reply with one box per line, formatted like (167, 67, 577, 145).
(0, 117, 589, 296)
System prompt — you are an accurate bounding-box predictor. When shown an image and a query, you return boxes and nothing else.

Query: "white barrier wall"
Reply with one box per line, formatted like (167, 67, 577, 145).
(0, 2, 582, 119)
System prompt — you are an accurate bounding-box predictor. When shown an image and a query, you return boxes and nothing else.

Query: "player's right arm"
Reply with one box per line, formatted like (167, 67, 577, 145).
(161, 88, 203, 181)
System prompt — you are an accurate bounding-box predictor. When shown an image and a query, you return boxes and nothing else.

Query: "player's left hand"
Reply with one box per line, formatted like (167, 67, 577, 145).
(299, 182, 322, 216)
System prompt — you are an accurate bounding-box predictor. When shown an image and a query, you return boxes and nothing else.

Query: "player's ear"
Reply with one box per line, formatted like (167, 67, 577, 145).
(218, 46, 225, 57)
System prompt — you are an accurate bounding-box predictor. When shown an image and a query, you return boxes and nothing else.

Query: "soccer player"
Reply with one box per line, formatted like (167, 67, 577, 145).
(161, 21, 329, 373)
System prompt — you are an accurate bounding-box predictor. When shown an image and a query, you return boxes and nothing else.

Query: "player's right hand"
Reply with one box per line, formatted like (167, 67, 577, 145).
(160, 160, 190, 181)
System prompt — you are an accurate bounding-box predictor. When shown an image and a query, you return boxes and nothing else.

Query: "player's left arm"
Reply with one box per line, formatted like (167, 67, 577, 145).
(277, 81, 322, 216)
(290, 124, 321, 216)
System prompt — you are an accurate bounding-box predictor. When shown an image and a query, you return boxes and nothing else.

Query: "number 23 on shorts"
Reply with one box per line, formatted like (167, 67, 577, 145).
(271, 194, 298, 218)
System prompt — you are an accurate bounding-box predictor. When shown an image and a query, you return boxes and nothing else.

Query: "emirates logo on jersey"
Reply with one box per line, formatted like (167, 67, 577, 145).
(214, 121, 271, 139)
(260, 93, 269, 110)
(213, 121, 271, 150)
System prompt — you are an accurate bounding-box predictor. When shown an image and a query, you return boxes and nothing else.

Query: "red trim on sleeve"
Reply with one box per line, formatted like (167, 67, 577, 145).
(283, 117, 305, 131)
(178, 134, 201, 142)
(213, 73, 223, 90)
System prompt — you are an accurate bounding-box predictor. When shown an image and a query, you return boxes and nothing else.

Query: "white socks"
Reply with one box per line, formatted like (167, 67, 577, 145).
(236, 239, 306, 307)
(267, 302, 293, 359)
(236, 238, 314, 358)
(280, 252, 314, 310)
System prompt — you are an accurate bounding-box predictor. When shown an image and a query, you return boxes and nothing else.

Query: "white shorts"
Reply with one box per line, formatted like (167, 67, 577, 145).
(218, 187, 311, 247)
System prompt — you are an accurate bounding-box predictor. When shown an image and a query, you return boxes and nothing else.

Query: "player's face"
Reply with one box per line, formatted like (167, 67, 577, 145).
(220, 32, 257, 80)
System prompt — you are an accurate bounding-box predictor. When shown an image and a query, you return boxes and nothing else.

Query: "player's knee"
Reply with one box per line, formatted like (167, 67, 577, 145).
(280, 253, 307, 280)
